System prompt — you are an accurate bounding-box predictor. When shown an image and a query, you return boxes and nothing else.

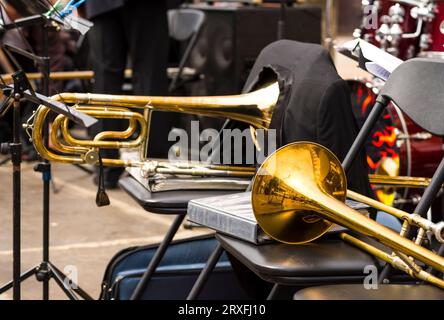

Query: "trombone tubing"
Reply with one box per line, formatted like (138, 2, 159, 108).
(32, 98, 145, 167)
(309, 181, 444, 275)
(340, 233, 444, 289)
(347, 190, 444, 243)
(48, 81, 278, 129)
(32, 82, 278, 166)
(369, 174, 433, 188)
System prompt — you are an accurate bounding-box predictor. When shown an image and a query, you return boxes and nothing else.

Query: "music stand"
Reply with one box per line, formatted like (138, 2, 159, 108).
(0, 70, 96, 300)
(0, 4, 96, 300)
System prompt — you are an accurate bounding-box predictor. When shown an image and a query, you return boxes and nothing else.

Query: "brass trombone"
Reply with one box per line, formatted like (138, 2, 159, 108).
(28, 81, 280, 167)
(252, 142, 444, 289)
(27, 81, 444, 187)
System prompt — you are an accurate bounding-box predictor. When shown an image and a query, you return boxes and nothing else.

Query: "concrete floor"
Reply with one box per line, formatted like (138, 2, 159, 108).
(0, 37, 364, 300)
(0, 161, 210, 300)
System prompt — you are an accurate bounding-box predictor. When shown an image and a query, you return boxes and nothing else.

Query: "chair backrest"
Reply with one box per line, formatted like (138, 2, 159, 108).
(342, 57, 444, 280)
(344, 57, 444, 173)
(380, 58, 444, 136)
(168, 9, 205, 42)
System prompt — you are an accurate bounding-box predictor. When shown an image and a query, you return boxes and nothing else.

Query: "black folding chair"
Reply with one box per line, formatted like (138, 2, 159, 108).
(118, 177, 236, 300)
(294, 58, 444, 300)
(167, 9, 205, 93)
(186, 58, 444, 300)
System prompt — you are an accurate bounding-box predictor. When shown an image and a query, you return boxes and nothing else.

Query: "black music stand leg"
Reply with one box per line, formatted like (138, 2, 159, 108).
(130, 214, 186, 300)
(0, 267, 36, 294)
(34, 162, 52, 300)
(11, 89, 23, 300)
(49, 262, 94, 300)
(267, 284, 281, 300)
(187, 243, 224, 300)
(46, 264, 78, 301)
(37, 22, 52, 300)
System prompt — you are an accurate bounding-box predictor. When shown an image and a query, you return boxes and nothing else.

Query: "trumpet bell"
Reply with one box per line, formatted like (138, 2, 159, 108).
(252, 142, 347, 244)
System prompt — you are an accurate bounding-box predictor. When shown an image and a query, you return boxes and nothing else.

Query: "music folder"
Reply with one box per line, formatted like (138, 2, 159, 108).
(188, 192, 371, 245)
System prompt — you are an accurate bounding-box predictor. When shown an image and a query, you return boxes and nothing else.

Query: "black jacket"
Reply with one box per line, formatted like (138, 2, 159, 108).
(244, 40, 372, 196)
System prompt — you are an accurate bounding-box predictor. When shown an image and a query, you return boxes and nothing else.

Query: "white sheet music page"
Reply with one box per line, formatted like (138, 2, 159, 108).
(343, 39, 403, 81)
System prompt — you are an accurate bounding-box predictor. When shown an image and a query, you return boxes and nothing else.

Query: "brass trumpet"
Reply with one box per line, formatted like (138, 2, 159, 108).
(252, 142, 444, 289)
(28, 81, 279, 167)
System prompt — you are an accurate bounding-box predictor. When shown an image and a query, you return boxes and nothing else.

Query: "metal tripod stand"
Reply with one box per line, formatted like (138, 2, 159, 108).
(0, 15, 94, 300)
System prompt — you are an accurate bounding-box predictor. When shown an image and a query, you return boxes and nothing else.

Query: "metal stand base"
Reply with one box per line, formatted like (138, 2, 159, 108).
(0, 262, 93, 300)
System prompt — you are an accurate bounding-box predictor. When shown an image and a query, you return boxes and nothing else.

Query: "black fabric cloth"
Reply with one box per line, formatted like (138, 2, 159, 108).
(227, 40, 374, 300)
(87, 1, 177, 181)
(243, 40, 372, 197)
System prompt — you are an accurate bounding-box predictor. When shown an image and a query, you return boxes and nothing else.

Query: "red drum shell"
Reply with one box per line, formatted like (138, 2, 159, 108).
(422, 0, 444, 53)
(360, 0, 421, 60)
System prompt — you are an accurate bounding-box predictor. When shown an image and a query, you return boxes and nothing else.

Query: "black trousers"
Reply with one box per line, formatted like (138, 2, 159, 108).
(88, 1, 178, 174)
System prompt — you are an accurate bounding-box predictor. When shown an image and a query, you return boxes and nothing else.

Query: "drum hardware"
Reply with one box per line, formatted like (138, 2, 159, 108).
(395, 130, 433, 141)
(393, 195, 422, 205)
(375, 2, 429, 56)
(251, 142, 444, 289)
(358, 0, 439, 59)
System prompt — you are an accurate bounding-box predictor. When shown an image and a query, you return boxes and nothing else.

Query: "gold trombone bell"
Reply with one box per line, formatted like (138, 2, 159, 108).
(252, 142, 444, 289)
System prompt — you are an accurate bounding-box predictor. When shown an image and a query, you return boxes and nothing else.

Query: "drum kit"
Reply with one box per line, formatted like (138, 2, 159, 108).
(350, 0, 444, 209)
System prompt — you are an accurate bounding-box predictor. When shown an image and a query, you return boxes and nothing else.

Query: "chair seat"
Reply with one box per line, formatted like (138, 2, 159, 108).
(216, 233, 386, 285)
(293, 284, 444, 300)
(119, 176, 239, 214)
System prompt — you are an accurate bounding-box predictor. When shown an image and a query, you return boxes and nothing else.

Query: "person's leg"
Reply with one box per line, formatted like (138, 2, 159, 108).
(89, 9, 127, 95)
(123, 1, 168, 95)
(88, 9, 127, 186)
(123, 1, 180, 159)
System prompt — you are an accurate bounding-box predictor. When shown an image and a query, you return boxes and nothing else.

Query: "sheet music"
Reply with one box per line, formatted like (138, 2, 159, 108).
(342, 39, 403, 80)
